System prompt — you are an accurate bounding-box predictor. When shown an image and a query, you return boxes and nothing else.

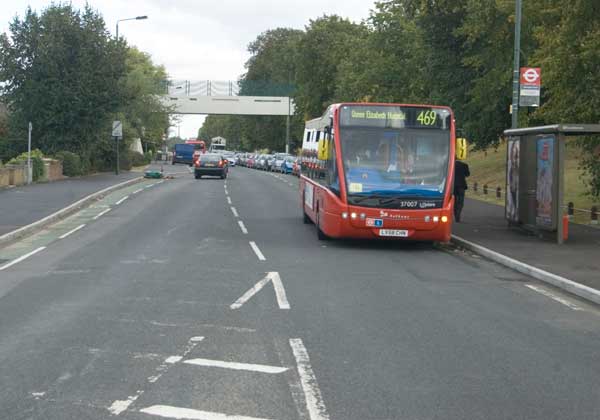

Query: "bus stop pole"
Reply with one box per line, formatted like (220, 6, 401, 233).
(511, 0, 522, 129)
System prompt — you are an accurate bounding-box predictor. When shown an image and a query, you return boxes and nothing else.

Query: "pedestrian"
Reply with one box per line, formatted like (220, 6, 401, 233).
(454, 157, 470, 222)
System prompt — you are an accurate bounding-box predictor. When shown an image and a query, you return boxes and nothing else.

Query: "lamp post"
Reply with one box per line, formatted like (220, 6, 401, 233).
(114, 15, 148, 175)
(116, 15, 148, 40)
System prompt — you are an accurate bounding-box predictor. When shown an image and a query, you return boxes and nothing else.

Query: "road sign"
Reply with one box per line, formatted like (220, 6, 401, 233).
(112, 120, 123, 138)
(519, 67, 541, 107)
(520, 67, 541, 86)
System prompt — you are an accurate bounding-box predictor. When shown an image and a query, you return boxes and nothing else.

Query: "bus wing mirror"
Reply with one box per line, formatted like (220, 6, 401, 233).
(456, 137, 468, 160)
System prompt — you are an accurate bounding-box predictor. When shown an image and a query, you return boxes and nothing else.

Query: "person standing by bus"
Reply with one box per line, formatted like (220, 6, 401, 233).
(453, 157, 470, 222)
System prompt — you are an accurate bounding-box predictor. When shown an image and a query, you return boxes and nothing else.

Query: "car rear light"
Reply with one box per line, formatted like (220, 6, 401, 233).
(218, 160, 224, 167)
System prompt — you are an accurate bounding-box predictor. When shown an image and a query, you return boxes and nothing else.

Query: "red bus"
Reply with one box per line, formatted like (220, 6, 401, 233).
(299, 103, 456, 242)
(185, 139, 206, 152)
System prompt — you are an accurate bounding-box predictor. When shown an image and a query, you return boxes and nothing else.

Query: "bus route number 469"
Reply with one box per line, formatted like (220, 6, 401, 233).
(417, 111, 437, 126)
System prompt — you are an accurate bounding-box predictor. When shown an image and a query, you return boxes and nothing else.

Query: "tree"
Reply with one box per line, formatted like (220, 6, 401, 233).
(531, 0, 600, 196)
(295, 15, 368, 119)
(120, 47, 170, 153)
(0, 4, 128, 165)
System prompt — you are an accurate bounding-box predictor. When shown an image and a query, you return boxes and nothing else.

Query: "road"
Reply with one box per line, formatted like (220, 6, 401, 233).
(1, 165, 599, 420)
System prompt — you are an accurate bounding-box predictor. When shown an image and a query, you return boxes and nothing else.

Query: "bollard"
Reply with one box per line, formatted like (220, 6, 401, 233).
(483, 184, 488, 195)
(567, 202, 574, 220)
(496, 187, 502, 199)
(473, 181, 478, 192)
(592, 206, 598, 225)
(563, 215, 569, 241)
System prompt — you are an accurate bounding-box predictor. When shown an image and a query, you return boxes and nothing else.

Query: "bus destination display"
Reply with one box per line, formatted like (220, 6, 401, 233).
(340, 105, 450, 130)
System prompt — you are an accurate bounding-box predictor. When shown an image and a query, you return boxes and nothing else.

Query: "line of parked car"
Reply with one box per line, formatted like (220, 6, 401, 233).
(236, 152, 300, 176)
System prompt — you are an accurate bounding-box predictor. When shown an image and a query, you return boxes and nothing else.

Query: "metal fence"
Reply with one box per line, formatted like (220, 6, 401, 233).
(164, 80, 296, 97)
(469, 181, 599, 226)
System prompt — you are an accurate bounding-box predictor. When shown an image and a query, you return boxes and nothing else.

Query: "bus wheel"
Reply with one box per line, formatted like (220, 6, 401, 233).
(303, 208, 312, 224)
(302, 194, 312, 224)
(316, 212, 329, 240)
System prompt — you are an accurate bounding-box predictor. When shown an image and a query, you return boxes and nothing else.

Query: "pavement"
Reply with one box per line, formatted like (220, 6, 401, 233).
(0, 171, 141, 236)
(454, 198, 600, 292)
(0, 166, 599, 420)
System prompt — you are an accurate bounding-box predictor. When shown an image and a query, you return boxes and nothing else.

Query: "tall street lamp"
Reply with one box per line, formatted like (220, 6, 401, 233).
(116, 15, 148, 40)
(114, 15, 148, 175)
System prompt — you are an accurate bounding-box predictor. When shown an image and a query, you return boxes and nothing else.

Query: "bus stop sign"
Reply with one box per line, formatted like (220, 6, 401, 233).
(519, 67, 541, 107)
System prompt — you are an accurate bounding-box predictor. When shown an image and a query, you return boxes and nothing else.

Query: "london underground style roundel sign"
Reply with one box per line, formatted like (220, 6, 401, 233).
(520, 67, 541, 86)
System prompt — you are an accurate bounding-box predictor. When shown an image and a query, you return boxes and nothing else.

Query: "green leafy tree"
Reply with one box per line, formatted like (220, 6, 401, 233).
(295, 15, 368, 119)
(120, 47, 170, 153)
(0, 4, 128, 165)
(531, 0, 600, 196)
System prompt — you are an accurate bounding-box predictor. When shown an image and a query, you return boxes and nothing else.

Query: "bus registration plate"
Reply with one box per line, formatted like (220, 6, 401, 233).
(378, 229, 408, 237)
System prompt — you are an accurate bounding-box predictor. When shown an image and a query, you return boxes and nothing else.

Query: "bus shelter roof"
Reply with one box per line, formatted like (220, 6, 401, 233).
(504, 124, 600, 137)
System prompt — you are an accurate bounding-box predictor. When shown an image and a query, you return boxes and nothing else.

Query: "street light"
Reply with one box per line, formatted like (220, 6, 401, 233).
(116, 15, 148, 40)
(114, 15, 148, 175)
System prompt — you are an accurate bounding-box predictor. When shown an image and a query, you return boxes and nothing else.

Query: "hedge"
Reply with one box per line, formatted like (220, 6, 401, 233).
(8, 149, 45, 181)
(55, 151, 82, 177)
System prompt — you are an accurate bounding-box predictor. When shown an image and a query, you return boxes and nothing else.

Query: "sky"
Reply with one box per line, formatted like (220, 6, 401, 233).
(1, 0, 377, 139)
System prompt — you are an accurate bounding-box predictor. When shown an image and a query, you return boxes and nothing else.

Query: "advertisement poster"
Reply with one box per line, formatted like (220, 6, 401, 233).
(506, 138, 520, 222)
(536, 136, 554, 227)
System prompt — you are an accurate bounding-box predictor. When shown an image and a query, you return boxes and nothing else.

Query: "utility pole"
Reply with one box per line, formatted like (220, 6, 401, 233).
(27, 122, 32, 184)
(511, 0, 522, 129)
(285, 97, 291, 154)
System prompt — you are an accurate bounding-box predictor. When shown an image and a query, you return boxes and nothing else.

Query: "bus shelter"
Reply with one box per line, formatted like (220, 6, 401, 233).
(503, 124, 600, 244)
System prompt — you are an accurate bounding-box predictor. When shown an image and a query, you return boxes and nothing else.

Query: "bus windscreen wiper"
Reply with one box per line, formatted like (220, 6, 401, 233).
(349, 194, 382, 203)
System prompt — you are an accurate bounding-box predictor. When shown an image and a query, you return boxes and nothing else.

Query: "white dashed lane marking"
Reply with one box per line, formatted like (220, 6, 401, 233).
(0, 246, 46, 271)
(58, 224, 86, 239)
(93, 208, 111, 220)
(115, 196, 129, 205)
(238, 221, 248, 235)
(249, 241, 266, 261)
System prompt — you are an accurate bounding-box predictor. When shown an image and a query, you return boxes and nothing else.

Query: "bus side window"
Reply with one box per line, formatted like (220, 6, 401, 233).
(328, 142, 340, 195)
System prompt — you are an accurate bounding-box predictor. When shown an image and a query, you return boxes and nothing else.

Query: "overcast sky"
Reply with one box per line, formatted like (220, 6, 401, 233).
(2, 1, 377, 138)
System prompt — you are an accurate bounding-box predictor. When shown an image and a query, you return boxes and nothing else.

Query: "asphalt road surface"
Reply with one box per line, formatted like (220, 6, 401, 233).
(1, 165, 599, 420)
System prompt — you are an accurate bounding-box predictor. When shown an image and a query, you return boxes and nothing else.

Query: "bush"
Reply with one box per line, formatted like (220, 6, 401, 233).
(8, 149, 45, 181)
(129, 151, 146, 167)
(144, 150, 153, 164)
(119, 152, 132, 171)
(55, 151, 82, 177)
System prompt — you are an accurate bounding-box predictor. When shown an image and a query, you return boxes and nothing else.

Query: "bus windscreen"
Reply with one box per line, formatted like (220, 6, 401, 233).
(339, 106, 451, 208)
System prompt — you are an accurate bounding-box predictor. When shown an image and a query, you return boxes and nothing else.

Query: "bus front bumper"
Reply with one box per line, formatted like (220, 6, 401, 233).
(320, 201, 454, 243)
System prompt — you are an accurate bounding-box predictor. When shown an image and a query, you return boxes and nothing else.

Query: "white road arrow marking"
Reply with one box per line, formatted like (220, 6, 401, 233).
(183, 358, 288, 374)
(140, 405, 274, 420)
(230, 272, 290, 310)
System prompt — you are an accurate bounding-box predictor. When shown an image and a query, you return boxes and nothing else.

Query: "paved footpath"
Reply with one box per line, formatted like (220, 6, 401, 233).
(0, 163, 190, 238)
(453, 198, 600, 292)
(0, 171, 141, 236)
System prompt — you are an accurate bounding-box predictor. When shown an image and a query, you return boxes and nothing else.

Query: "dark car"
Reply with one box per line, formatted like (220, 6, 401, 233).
(194, 154, 228, 179)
